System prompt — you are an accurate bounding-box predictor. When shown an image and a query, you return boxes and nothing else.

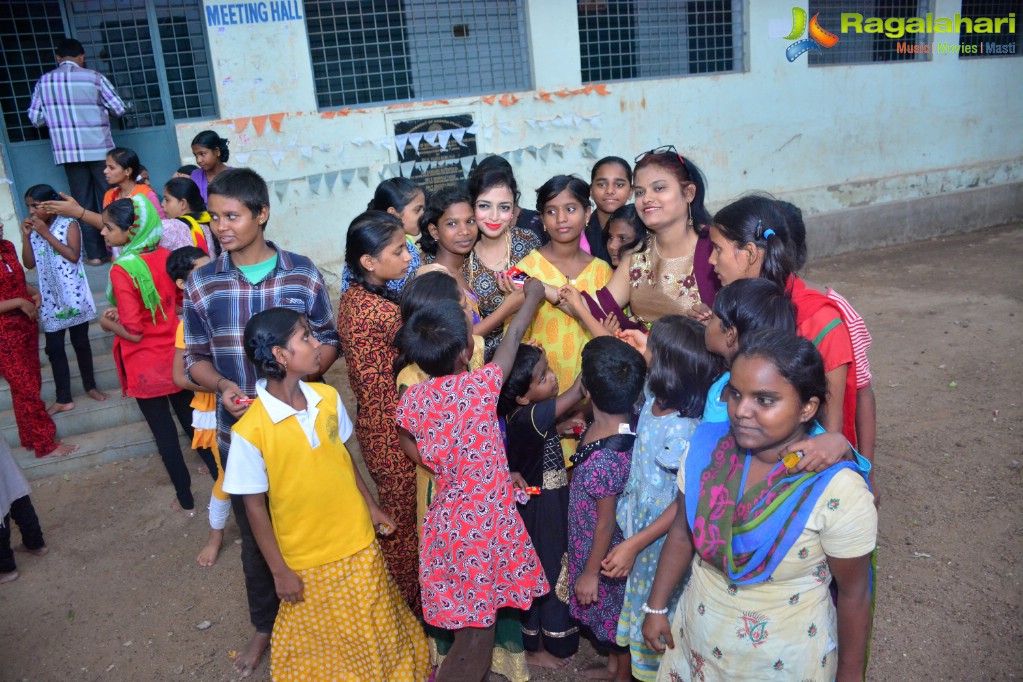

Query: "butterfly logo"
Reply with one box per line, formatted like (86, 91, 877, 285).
(784, 7, 839, 61)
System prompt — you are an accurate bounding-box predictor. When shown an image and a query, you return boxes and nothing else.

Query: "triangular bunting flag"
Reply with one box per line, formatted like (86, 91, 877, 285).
(374, 137, 391, 151)
(274, 180, 289, 202)
(400, 160, 416, 177)
(341, 169, 356, 188)
(307, 173, 323, 195)
(538, 144, 550, 163)
(438, 129, 453, 149)
(526, 146, 538, 159)
(252, 115, 269, 136)
(582, 138, 601, 159)
(268, 113, 285, 133)
(408, 133, 425, 152)
(423, 131, 441, 148)
(498, 122, 513, 134)
(588, 115, 603, 129)
(460, 156, 475, 176)
(269, 151, 284, 168)
(553, 144, 565, 158)
(233, 117, 250, 134)
(394, 134, 410, 159)
(357, 166, 370, 187)
(324, 171, 339, 193)
(233, 152, 250, 165)
(512, 149, 524, 164)
(452, 128, 467, 146)
(300, 145, 313, 159)
(526, 119, 538, 130)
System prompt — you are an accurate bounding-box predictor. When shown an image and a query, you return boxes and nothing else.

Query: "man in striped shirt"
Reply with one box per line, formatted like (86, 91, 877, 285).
(27, 38, 126, 264)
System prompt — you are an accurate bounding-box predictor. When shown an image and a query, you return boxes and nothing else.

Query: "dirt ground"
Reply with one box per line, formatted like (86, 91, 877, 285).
(2, 224, 1021, 682)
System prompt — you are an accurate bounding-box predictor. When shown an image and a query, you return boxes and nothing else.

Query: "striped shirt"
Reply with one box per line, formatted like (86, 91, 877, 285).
(27, 61, 126, 164)
(183, 243, 340, 454)
(827, 289, 873, 388)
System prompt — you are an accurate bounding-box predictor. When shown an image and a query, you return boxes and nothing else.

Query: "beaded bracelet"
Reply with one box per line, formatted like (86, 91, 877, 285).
(641, 602, 669, 615)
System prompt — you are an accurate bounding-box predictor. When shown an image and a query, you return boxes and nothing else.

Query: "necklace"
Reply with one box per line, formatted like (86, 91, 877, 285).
(472, 230, 512, 272)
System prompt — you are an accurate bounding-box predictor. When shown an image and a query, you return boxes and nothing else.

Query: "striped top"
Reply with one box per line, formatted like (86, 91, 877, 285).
(827, 289, 873, 389)
(27, 61, 126, 164)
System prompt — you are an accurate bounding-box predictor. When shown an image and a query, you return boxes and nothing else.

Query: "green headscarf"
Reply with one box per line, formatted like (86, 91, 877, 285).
(106, 195, 166, 323)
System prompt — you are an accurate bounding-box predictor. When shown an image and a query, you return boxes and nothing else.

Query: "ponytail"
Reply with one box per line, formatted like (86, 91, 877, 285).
(712, 195, 794, 290)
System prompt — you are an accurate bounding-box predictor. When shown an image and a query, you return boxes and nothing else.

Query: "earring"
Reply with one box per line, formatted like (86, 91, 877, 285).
(687, 201, 694, 231)
(283, 361, 288, 371)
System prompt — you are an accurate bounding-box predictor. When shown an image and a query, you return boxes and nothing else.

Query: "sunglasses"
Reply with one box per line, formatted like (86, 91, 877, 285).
(634, 144, 686, 166)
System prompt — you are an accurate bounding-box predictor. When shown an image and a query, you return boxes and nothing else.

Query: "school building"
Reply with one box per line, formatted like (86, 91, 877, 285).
(1, 0, 1020, 281)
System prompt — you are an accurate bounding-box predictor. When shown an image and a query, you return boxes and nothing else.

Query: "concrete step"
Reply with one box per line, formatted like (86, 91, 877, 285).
(13, 421, 192, 481)
(0, 353, 121, 412)
(1, 392, 147, 444)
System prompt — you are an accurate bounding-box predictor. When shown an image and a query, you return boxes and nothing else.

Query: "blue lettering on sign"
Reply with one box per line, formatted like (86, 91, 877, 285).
(205, 1, 300, 27)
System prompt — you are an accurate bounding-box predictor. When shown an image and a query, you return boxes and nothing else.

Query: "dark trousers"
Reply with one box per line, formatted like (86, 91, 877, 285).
(219, 435, 280, 633)
(44, 322, 97, 404)
(62, 160, 109, 261)
(135, 391, 195, 510)
(0, 496, 45, 573)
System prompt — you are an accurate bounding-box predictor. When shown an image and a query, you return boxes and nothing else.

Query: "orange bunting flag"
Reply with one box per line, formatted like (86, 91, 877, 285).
(554, 89, 571, 98)
(320, 111, 336, 119)
(338, 108, 352, 116)
(233, 117, 250, 133)
(252, 115, 268, 136)
(499, 93, 519, 106)
(482, 95, 497, 104)
(593, 84, 611, 95)
(268, 113, 285, 133)
(537, 90, 553, 103)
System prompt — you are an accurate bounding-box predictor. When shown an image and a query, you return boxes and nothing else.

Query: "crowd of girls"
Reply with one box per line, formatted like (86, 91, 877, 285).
(1, 134, 878, 682)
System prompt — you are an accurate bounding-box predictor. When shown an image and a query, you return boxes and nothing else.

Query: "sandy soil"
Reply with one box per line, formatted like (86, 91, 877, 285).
(2, 224, 1021, 682)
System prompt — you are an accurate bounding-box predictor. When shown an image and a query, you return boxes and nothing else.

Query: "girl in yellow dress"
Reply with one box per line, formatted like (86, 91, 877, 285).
(517, 175, 613, 397)
(223, 308, 430, 681)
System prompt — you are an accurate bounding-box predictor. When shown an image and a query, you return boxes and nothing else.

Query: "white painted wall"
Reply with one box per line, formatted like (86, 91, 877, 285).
(3, 0, 1020, 277)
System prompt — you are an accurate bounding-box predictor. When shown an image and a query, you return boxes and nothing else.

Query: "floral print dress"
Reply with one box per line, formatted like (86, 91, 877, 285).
(29, 216, 95, 332)
(656, 469, 877, 681)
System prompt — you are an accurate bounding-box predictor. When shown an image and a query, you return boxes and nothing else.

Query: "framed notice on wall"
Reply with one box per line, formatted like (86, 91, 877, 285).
(394, 114, 477, 193)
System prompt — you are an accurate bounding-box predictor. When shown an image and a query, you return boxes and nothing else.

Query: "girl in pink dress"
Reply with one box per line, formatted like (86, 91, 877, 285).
(396, 278, 548, 682)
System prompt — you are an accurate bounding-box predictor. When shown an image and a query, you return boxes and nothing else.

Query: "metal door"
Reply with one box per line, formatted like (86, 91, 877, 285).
(0, 0, 216, 219)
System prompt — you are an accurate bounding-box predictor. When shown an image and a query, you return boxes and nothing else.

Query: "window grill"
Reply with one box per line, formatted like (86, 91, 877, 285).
(578, 0, 743, 83)
(306, 0, 532, 110)
(155, 0, 218, 119)
(0, 1, 66, 143)
(958, 0, 1021, 58)
(808, 0, 931, 66)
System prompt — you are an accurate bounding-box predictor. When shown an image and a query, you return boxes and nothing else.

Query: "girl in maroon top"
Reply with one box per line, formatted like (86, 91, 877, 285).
(99, 197, 195, 516)
(0, 221, 77, 458)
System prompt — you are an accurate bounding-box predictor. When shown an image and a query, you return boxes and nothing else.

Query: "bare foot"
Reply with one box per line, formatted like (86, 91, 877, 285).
(46, 402, 75, 415)
(526, 650, 571, 669)
(171, 499, 197, 519)
(16, 544, 49, 557)
(196, 529, 224, 567)
(233, 631, 271, 677)
(40, 442, 79, 458)
(196, 464, 209, 476)
(577, 663, 615, 680)
(87, 389, 109, 402)
(0, 570, 19, 584)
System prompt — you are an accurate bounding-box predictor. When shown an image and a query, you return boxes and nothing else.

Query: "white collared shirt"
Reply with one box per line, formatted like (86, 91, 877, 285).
(222, 380, 353, 495)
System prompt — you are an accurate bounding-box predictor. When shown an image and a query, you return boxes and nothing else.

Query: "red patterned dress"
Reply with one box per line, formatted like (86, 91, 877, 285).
(396, 363, 549, 629)
(337, 284, 419, 611)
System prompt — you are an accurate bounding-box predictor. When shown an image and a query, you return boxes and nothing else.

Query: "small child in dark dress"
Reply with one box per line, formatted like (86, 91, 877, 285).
(499, 344, 585, 668)
(0, 438, 49, 584)
(568, 336, 647, 682)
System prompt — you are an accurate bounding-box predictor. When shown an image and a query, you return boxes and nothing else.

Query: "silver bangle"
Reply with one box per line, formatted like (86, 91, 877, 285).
(641, 602, 669, 615)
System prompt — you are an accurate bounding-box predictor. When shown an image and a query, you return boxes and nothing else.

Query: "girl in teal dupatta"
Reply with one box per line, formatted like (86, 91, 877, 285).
(642, 330, 876, 682)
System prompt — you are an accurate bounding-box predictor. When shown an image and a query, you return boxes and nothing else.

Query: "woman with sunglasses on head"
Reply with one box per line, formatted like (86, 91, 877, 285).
(558, 147, 720, 337)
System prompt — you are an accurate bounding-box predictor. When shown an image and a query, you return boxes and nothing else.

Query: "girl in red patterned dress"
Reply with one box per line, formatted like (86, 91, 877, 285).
(395, 278, 549, 682)
(337, 210, 419, 610)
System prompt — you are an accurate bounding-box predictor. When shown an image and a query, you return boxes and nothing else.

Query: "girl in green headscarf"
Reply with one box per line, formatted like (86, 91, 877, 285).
(100, 195, 197, 517)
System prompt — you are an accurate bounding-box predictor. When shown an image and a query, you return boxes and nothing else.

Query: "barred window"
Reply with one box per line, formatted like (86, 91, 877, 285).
(808, 1, 932, 66)
(306, 0, 532, 110)
(958, 0, 1021, 58)
(578, 0, 744, 83)
(0, 1, 65, 143)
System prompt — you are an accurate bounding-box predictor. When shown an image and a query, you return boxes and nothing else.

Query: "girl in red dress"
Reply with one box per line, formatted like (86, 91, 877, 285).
(395, 278, 549, 682)
(99, 196, 195, 517)
(0, 220, 76, 458)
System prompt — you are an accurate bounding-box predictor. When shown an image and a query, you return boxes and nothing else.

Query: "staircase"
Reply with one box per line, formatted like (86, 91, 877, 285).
(2, 263, 188, 480)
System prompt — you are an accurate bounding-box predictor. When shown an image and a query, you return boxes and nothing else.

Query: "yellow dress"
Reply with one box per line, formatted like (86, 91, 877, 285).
(516, 250, 612, 461)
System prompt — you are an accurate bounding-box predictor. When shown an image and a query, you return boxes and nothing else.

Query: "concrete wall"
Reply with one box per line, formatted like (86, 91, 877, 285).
(3, 0, 1021, 275)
